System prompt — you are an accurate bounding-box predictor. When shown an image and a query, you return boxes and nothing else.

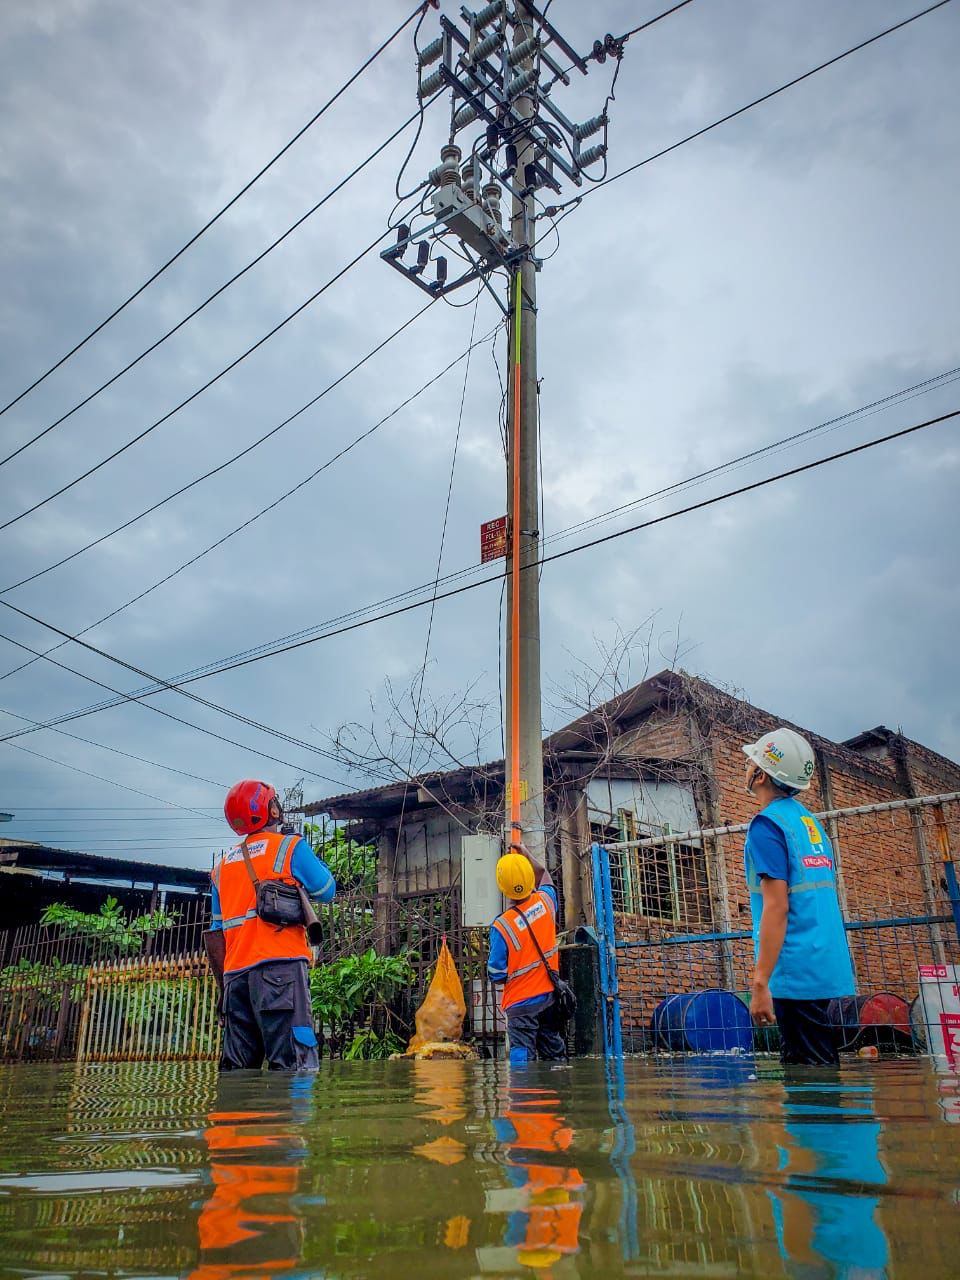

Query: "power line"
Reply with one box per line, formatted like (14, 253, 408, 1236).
(6, 405, 956, 746)
(548, 0, 954, 215)
(0, 323, 500, 724)
(0, 229, 392, 533)
(7, 817, 225, 824)
(20, 359, 945, 706)
(0, 301, 436, 601)
(619, 0, 697, 42)
(539, 365, 960, 549)
(0, 110, 435, 471)
(3, 836, 223, 845)
(4, 740, 219, 818)
(0, 628, 350, 789)
(0, 2, 427, 421)
(0, 704, 227, 788)
(394, 295, 481, 850)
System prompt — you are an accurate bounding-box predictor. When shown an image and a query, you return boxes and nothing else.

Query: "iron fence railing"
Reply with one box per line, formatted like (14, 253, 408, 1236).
(0, 882, 502, 1063)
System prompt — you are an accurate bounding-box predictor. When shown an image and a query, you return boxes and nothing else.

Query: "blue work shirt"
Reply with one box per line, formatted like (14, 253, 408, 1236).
(209, 836, 336, 931)
(488, 884, 558, 1010)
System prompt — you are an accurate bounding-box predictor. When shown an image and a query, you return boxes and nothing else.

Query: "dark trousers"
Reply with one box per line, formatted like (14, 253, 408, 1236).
(220, 959, 319, 1072)
(774, 997, 840, 1066)
(506, 993, 567, 1066)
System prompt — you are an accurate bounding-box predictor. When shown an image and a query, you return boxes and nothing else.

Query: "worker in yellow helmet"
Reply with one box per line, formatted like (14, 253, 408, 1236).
(488, 842, 566, 1066)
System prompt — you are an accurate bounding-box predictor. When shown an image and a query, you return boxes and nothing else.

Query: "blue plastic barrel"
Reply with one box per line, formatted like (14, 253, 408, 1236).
(653, 989, 753, 1053)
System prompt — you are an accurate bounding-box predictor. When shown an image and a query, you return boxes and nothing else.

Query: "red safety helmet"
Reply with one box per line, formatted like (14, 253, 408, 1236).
(224, 779, 280, 836)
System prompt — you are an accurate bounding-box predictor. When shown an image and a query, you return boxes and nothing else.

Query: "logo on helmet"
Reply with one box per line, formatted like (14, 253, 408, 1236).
(763, 741, 785, 765)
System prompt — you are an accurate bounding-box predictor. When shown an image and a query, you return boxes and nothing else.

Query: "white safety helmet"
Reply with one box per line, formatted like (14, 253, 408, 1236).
(742, 727, 815, 792)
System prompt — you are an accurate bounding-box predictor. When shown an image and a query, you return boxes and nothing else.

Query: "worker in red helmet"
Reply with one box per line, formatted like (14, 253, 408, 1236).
(210, 780, 336, 1071)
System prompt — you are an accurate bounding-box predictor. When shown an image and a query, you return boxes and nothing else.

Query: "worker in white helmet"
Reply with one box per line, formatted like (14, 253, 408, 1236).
(742, 727, 855, 1066)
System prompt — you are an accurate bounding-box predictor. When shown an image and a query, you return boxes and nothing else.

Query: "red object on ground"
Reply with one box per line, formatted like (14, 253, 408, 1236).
(859, 991, 910, 1034)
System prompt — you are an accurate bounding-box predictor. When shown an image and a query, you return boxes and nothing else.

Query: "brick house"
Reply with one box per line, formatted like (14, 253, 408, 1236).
(304, 671, 960, 1022)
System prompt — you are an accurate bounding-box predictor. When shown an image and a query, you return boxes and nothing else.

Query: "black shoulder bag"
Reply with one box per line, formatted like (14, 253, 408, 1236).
(514, 901, 577, 1024)
(241, 838, 324, 943)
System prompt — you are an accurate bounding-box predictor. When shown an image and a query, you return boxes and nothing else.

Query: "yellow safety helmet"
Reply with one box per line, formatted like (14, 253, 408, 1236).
(496, 852, 534, 900)
(516, 1247, 562, 1269)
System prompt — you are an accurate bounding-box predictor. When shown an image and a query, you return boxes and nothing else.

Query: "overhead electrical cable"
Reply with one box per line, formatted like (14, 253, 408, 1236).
(548, 0, 954, 215)
(0, 230, 394, 533)
(0, 322, 498, 697)
(0, 627, 351, 789)
(13, 360, 943, 704)
(538, 365, 960, 548)
(1, 301, 436, 599)
(0, 108, 439, 470)
(393, 295, 481, 851)
(0, 1, 428, 421)
(618, 0, 697, 42)
(3, 740, 221, 818)
(0, 704, 227, 788)
(4, 406, 956, 745)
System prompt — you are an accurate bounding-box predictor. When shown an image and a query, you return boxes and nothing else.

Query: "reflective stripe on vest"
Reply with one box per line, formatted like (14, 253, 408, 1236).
(744, 797, 855, 1000)
(493, 889, 559, 1011)
(214, 830, 311, 975)
(221, 908, 258, 931)
(273, 834, 296, 875)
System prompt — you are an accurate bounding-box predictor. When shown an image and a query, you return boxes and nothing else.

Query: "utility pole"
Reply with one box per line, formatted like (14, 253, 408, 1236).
(381, 1, 620, 857)
(506, 2, 544, 860)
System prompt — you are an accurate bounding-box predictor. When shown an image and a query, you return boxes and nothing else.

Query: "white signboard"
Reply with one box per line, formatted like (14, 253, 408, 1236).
(917, 964, 960, 1070)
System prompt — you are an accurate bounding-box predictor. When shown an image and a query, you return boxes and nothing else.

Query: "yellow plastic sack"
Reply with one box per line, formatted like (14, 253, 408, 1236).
(405, 939, 466, 1054)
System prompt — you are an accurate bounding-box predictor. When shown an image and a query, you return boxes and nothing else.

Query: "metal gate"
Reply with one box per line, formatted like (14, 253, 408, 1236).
(591, 791, 960, 1057)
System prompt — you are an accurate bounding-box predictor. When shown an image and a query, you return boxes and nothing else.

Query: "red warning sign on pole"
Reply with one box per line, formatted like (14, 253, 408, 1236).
(480, 515, 508, 563)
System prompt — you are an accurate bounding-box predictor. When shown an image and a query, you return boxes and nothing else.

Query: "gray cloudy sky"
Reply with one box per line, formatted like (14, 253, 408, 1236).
(1, 0, 957, 870)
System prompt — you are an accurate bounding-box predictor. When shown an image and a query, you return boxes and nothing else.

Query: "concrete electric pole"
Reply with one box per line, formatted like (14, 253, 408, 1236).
(382, 0, 620, 856)
(505, 2, 545, 860)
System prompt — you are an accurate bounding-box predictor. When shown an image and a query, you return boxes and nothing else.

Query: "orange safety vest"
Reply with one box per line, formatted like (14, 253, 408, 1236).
(190, 1110, 301, 1278)
(492, 889, 558, 1011)
(213, 831, 310, 975)
(502, 1105, 585, 1258)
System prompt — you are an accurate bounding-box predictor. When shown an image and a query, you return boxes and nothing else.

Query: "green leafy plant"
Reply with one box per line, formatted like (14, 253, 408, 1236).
(310, 948, 416, 1059)
(40, 896, 179, 957)
(304, 823, 377, 894)
(0, 957, 87, 1006)
(344, 1027, 406, 1060)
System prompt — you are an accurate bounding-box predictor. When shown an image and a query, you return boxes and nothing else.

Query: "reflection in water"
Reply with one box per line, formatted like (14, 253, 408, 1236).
(189, 1083, 308, 1280)
(482, 1076, 585, 1273)
(769, 1076, 889, 1279)
(0, 1058, 957, 1278)
(412, 1058, 468, 1167)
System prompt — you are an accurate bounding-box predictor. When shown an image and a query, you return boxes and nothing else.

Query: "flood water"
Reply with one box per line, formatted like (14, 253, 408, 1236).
(1, 1057, 958, 1278)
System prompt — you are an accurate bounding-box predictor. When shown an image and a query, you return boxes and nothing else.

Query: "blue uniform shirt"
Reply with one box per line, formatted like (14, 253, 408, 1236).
(209, 836, 336, 931)
(488, 884, 558, 1010)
